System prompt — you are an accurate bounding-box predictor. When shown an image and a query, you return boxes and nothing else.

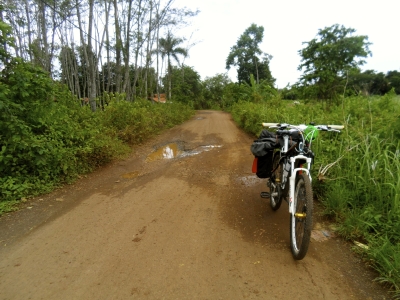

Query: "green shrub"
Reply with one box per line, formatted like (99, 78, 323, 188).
(0, 61, 194, 212)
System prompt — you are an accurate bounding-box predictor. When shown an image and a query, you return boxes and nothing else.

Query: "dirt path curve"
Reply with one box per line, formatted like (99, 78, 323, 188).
(0, 111, 389, 299)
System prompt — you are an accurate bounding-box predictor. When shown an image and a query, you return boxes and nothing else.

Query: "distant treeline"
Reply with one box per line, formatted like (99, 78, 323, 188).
(282, 69, 400, 100)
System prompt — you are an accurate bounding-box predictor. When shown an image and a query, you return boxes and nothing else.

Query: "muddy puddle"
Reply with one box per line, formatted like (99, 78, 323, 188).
(146, 143, 182, 162)
(146, 143, 222, 162)
(121, 143, 222, 178)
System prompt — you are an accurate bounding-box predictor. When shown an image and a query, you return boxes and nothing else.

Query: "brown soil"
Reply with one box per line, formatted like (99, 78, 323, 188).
(0, 111, 391, 299)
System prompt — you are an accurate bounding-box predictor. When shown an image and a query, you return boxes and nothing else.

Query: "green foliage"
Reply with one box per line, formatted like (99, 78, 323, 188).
(223, 82, 242, 105)
(101, 99, 194, 144)
(0, 19, 14, 64)
(157, 32, 187, 99)
(367, 237, 400, 293)
(0, 60, 110, 202)
(358, 70, 388, 95)
(163, 65, 202, 107)
(281, 84, 302, 100)
(386, 71, 400, 94)
(0, 198, 19, 215)
(298, 24, 372, 99)
(226, 23, 275, 85)
(346, 69, 392, 96)
(237, 74, 277, 102)
(158, 33, 188, 72)
(202, 73, 232, 109)
(0, 60, 194, 213)
(231, 94, 400, 295)
(198, 74, 279, 111)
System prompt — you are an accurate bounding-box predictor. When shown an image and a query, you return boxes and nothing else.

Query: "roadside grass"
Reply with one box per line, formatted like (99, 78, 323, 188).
(230, 92, 400, 297)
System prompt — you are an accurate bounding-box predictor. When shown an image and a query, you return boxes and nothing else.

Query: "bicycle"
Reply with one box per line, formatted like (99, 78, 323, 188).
(257, 123, 343, 260)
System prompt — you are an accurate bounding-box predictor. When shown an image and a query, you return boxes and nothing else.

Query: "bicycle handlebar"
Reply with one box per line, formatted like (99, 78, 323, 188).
(262, 122, 279, 127)
(262, 122, 344, 131)
(326, 125, 344, 130)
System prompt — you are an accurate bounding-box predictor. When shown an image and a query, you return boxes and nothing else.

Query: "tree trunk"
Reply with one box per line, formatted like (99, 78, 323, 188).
(131, 0, 144, 101)
(87, 0, 97, 111)
(122, 0, 134, 99)
(49, 0, 58, 75)
(168, 55, 172, 100)
(76, 0, 96, 111)
(38, 0, 49, 71)
(113, 0, 122, 93)
(155, 1, 161, 102)
(254, 57, 259, 84)
(24, 0, 33, 61)
(144, 0, 154, 100)
(105, 0, 111, 93)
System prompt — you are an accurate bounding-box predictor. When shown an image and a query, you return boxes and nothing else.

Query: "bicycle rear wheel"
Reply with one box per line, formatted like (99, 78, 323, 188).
(269, 152, 282, 211)
(290, 173, 313, 260)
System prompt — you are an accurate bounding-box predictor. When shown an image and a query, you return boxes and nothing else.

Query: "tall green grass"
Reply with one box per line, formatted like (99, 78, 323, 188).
(230, 92, 400, 296)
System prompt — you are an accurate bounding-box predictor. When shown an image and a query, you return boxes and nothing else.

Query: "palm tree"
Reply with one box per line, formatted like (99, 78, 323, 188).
(158, 32, 187, 100)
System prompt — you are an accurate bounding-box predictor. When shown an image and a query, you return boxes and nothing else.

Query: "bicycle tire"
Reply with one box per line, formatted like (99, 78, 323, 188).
(290, 173, 313, 260)
(269, 152, 283, 211)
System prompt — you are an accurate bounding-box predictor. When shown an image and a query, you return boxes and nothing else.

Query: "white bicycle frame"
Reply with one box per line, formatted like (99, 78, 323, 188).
(288, 155, 312, 214)
(262, 122, 343, 259)
(263, 122, 343, 215)
(280, 135, 312, 215)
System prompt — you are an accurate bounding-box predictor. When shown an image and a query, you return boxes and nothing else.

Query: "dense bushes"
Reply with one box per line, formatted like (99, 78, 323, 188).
(230, 94, 400, 296)
(0, 61, 194, 213)
(101, 98, 194, 144)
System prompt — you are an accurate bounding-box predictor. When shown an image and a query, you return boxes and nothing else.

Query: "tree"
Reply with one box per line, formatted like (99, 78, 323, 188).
(226, 23, 275, 86)
(3, 0, 198, 105)
(298, 24, 372, 99)
(346, 69, 390, 96)
(162, 65, 201, 106)
(158, 32, 187, 100)
(59, 46, 82, 99)
(239, 74, 277, 102)
(386, 70, 400, 94)
(202, 74, 232, 108)
(75, 0, 99, 111)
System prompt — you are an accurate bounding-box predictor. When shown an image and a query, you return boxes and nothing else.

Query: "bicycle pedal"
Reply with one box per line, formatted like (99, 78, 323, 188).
(260, 192, 270, 198)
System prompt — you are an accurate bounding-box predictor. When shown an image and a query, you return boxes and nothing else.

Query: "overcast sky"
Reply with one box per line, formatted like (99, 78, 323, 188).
(172, 0, 400, 88)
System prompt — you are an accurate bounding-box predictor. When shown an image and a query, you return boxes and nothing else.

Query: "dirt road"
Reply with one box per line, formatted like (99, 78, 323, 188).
(0, 111, 389, 299)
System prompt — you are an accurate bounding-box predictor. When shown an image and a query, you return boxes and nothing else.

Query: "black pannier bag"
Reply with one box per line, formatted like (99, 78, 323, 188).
(253, 151, 273, 178)
(250, 130, 279, 178)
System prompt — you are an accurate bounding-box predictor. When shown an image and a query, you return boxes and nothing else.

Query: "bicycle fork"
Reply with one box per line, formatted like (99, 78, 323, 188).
(288, 155, 312, 215)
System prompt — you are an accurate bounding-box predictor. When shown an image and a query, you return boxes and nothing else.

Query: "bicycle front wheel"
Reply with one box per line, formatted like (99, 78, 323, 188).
(290, 173, 313, 260)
